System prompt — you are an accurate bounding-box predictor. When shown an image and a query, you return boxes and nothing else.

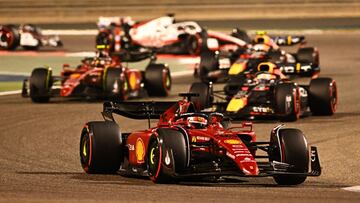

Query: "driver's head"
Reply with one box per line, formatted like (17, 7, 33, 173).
(254, 31, 271, 45)
(257, 62, 277, 73)
(187, 116, 208, 128)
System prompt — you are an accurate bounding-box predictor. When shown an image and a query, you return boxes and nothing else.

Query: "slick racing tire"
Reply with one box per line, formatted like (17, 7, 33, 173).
(145, 64, 171, 97)
(309, 77, 337, 115)
(268, 50, 283, 64)
(29, 67, 52, 103)
(275, 83, 300, 122)
(103, 67, 129, 101)
(297, 47, 319, 66)
(199, 50, 219, 83)
(80, 121, 123, 174)
(231, 28, 251, 44)
(0, 24, 20, 50)
(147, 128, 188, 183)
(189, 82, 212, 111)
(269, 128, 309, 185)
(185, 34, 201, 55)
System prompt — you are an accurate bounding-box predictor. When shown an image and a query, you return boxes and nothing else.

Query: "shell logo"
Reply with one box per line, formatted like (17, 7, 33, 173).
(135, 138, 145, 163)
(129, 72, 137, 90)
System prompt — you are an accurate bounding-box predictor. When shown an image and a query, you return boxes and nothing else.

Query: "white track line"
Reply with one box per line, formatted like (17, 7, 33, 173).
(342, 186, 360, 192)
(171, 70, 193, 78)
(42, 29, 360, 36)
(46, 29, 325, 36)
(65, 52, 96, 57)
(43, 29, 98, 36)
(0, 90, 22, 96)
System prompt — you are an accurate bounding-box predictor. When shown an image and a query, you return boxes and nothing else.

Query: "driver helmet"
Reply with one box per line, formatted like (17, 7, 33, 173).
(255, 62, 278, 81)
(254, 31, 271, 45)
(257, 62, 277, 73)
(187, 116, 208, 128)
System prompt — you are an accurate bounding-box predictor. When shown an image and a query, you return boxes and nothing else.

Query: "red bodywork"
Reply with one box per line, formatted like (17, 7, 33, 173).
(59, 56, 142, 97)
(122, 99, 260, 176)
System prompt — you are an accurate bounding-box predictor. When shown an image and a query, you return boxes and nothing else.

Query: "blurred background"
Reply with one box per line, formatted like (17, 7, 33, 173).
(1, 0, 359, 24)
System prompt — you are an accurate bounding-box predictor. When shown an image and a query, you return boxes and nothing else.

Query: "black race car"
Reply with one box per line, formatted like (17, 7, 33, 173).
(190, 62, 337, 121)
(197, 31, 320, 83)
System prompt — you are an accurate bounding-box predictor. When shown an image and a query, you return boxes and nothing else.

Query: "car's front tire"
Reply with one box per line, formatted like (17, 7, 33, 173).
(269, 128, 309, 185)
(29, 67, 52, 103)
(80, 121, 123, 174)
(275, 83, 300, 121)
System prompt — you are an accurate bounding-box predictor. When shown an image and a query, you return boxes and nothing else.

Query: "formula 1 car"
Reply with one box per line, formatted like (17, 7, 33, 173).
(0, 24, 62, 50)
(79, 93, 321, 185)
(96, 15, 248, 55)
(22, 50, 171, 103)
(197, 31, 320, 83)
(190, 62, 337, 121)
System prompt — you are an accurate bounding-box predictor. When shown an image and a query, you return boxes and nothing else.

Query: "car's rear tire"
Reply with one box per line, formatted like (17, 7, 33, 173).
(80, 121, 123, 174)
(145, 64, 171, 97)
(268, 50, 284, 64)
(297, 47, 319, 66)
(189, 82, 212, 111)
(103, 67, 129, 101)
(199, 50, 219, 83)
(29, 67, 52, 103)
(309, 77, 337, 115)
(231, 28, 251, 43)
(275, 83, 300, 121)
(0, 24, 20, 50)
(147, 128, 188, 183)
(269, 128, 309, 185)
(185, 34, 201, 55)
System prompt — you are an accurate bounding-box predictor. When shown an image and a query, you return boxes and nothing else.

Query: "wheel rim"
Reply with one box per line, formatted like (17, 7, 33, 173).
(0, 30, 13, 48)
(80, 130, 92, 171)
(119, 77, 129, 100)
(294, 88, 301, 119)
(330, 81, 337, 113)
(148, 140, 161, 178)
(162, 69, 171, 92)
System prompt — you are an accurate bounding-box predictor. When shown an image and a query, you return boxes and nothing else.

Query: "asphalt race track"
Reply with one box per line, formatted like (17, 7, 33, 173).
(0, 32, 360, 202)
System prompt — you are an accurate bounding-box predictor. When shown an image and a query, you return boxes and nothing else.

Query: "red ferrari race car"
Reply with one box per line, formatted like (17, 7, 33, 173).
(190, 62, 337, 121)
(96, 15, 248, 55)
(21, 50, 171, 103)
(197, 31, 320, 83)
(80, 93, 321, 185)
(0, 24, 62, 50)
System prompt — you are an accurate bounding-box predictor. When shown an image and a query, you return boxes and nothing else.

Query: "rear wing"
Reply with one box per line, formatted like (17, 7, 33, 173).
(102, 101, 177, 121)
(110, 49, 156, 63)
(273, 35, 305, 46)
